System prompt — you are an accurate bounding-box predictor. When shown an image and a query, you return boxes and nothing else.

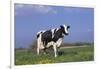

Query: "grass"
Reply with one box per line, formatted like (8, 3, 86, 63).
(15, 45, 94, 65)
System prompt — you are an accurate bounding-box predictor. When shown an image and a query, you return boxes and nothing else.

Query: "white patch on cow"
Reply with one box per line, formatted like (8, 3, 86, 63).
(53, 44, 57, 57)
(56, 38, 63, 47)
(63, 24, 68, 34)
(51, 29, 55, 38)
(51, 28, 59, 38)
(37, 31, 41, 35)
(46, 41, 54, 48)
(37, 30, 45, 35)
(56, 28, 59, 32)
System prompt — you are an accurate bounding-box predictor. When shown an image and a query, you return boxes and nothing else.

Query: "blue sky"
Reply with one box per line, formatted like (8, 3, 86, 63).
(15, 3, 94, 48)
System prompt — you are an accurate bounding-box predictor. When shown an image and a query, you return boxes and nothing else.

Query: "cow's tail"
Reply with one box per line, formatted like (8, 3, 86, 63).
(37, 32, 41, 55)
(37, 31, 44, 55)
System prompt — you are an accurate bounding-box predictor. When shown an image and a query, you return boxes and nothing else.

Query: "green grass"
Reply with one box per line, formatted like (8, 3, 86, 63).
(15, 46, 94, 65)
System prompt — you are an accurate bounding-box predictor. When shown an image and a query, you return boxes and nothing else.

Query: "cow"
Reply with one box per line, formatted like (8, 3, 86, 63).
(37, 24, 70, 57)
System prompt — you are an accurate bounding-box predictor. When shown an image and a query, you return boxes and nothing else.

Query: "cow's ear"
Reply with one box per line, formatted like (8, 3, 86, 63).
(60, 25, 63, 28)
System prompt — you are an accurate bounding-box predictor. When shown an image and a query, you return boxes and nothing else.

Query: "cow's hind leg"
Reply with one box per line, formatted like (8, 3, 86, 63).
(37, 37, 40, 55)
(37, 46, 40, 55)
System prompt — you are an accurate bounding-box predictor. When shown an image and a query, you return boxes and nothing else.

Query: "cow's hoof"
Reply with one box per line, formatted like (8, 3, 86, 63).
(58, 51, 64, 56)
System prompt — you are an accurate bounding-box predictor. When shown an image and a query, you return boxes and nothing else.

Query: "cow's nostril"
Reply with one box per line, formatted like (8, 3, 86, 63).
(67, 26, 70, 29)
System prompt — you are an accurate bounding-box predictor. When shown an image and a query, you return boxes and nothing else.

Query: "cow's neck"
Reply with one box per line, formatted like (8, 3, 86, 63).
(53, 28, 64, 42)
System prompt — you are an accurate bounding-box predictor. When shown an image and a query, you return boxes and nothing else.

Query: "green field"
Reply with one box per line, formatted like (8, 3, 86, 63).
(15, 46, 94, 65)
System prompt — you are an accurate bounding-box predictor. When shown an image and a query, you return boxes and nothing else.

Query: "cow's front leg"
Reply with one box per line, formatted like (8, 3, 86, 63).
(53, 44, 57, 57)
(43, 48, 47, 54)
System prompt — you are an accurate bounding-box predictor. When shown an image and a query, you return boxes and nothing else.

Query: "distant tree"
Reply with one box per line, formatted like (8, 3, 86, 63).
(28, 39, 37, 53)
(61, 42, 93, 47)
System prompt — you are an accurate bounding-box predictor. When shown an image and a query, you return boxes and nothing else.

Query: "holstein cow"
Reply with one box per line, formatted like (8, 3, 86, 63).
(37, 24, 70, 57)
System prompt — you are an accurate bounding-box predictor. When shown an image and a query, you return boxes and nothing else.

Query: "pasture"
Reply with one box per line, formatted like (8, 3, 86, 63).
(15, 45, 94, 65)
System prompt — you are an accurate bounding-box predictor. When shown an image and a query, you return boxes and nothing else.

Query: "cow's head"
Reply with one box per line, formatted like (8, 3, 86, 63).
(60, 24, 70, 35)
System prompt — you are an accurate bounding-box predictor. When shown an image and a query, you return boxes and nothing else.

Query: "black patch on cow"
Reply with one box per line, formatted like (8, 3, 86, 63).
(53, 27, 64, 42)
(37, 34, 40, 38)
(41, 30, 52, 46)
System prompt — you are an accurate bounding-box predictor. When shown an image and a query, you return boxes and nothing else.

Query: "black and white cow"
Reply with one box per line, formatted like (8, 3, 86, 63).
(37, 24, 70, 57)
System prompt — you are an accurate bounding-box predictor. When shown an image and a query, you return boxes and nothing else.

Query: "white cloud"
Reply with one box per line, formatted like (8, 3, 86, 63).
(15, 4, 24, 8)
(14, 4, 25, 16)
(64, 7, 79, 13)
(15, 4, 57, 16)
(32, 5, 57, 14)
(64, 7, 90, 14)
